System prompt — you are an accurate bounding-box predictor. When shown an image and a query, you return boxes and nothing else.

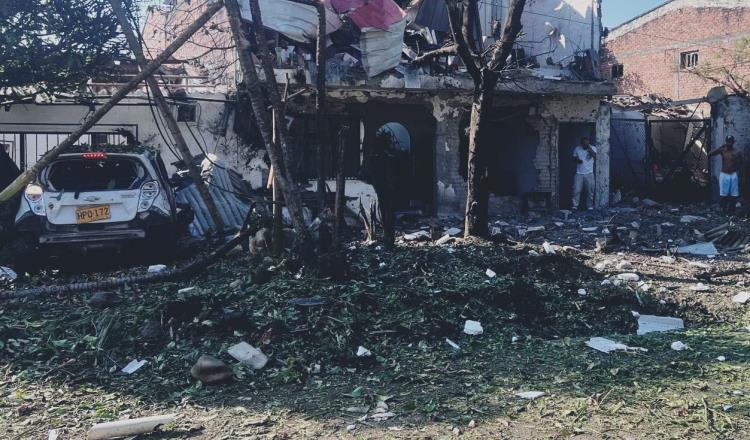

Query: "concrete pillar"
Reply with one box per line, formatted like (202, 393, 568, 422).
(432, 99, 466, 216)
(595, 103, 611, 208)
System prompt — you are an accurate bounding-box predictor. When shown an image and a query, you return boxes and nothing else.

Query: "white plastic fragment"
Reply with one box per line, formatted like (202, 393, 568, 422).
(0, 266, 17, 282)
(346, 424, 357, 432)
(515, 391, 545, 400)
(542, 242, 556, 255)
(586, 337, 647, 354)
(87, 414, 177, 440)
(577, 288, 587, 296)
(732, 292, 750, 304)
(485, 269, 497, 278)
(445, 338, 461, 351)
(670, 341, 688, 351)
(356, 346, 372, 357)
(636, 315, 684, 335)
(48, 429, 59, 440)
(147, 264, 168, 273)
(463, 320, 484, 335)
(228, 342, 268, 369)
(582, 227, 598, 232)
(121, 359, 148, 375)
(177, 286, 197, 295)
(717, 355, 727, 362)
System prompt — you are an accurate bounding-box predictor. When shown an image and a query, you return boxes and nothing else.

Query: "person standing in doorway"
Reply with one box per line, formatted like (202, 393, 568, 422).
(709, 135, 743, 215)
(572, 137, 597, 210)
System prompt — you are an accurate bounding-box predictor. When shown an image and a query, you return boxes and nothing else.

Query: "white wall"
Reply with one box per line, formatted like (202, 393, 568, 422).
(0, 92, 267, 188)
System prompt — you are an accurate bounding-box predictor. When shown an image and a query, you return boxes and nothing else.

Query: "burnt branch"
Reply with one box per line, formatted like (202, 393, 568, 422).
(488, 0, 526, 72)
(412, 44, 458, 66)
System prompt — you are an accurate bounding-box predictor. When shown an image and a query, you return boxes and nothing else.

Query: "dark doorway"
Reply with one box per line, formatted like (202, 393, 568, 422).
(558, 123, 596, 209)
(361, 103, 436, 214)
(459, 107, 540, 200)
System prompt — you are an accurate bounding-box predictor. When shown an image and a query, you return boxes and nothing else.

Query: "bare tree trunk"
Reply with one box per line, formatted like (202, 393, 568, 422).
(444, 0, 526, 238)
(333, 125, 349, 246)
(109, 0, 225, 233)
(0, 1, 225, 202)
(225, 0, 313, 253)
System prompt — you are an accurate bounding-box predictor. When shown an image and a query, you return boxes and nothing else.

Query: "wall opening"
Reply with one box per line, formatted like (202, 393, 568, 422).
(558, 123, 596, 209)
(458, 106, 540, 212)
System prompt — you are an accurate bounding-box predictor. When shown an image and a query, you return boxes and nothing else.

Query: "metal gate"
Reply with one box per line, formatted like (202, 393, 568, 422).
(0, 123, 138, 171)
(610, 117, 711, 200)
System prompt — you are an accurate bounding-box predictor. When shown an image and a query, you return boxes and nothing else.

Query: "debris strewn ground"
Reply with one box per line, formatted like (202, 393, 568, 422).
(1, 202, 750, 439)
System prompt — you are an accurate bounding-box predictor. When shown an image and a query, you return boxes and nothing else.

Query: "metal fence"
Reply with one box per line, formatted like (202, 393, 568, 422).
(0, 124, 138, 171)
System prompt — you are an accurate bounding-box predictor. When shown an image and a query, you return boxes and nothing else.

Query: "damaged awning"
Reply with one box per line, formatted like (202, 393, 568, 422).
(240, 0, 342, 43)
(331, 0, 406, 31)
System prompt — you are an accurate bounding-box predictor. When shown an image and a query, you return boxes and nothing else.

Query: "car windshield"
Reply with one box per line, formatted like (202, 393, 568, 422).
(46, 157, 147, 191)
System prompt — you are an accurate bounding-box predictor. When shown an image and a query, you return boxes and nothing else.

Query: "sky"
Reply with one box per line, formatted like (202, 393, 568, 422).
(601, 0, 668, 29)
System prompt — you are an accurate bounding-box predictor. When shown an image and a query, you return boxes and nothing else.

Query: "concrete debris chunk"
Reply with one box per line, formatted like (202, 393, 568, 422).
(485, 268, 497, 278)
(356, 346, 372, 357)
(582, 227, 598, 232)
(677, 242, 718, 257)
(717, 355, 727, 362)
(732, 292, 750, 304)
(691, 283, 711, 292)
(636, 315, 684, 335)
(670, 341, 688, 351)
(616, 273, 640, 282)
(147, 264, 168, 273)
(435, 234, 454, 246)
(586, 337, 647, 353)
(615, 260, 632, 270)
(463, 320, 484, 335)
(445, 227, 462, 236)
(403, 230, 430, 241)
(515, 391, 545, 400)
(228, 342, 268, 369)
(190, 355, 233, 384)
(527, 226, 545, 233)
(542, 242, 556, 255)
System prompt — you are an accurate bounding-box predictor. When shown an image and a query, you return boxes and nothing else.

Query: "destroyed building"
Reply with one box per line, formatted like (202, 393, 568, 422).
(601, 0, 750, 100)
(0, 0, 616, 215)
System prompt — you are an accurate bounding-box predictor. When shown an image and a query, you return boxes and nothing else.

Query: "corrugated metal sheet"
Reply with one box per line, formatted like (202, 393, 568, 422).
(360, 18, 407, 77)
(176, 156, 251, 238)
(240, 0, 342, 43)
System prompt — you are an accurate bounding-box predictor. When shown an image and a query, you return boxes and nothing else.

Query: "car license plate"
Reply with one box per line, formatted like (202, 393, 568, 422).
(75, 205, 111, 224)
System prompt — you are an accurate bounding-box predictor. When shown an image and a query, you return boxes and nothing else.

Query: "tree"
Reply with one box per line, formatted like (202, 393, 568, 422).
(0, 0, 126, 102)
(421, 0, 526, 237)
(690, 37, 750, 97)
(224, 0, 314, 258)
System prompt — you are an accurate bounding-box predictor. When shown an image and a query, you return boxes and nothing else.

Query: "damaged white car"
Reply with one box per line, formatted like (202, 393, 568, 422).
(14, 147, 191, 267)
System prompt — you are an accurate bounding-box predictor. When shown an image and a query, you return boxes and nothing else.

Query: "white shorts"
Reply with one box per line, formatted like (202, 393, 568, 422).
(720, 172, 739, 197)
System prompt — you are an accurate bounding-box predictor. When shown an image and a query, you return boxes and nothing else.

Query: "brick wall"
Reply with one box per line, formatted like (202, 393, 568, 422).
(602, 5, 750, 100)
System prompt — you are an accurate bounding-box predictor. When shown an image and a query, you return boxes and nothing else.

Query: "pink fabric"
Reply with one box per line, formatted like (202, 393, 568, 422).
(331, 0, 406, 31)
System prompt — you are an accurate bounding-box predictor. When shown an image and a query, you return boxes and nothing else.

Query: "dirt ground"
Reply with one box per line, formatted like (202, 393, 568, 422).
(1, 200, 749, 439)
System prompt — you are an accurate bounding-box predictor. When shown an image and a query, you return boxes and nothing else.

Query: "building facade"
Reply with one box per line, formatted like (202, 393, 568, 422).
(602, 0, 750, 100)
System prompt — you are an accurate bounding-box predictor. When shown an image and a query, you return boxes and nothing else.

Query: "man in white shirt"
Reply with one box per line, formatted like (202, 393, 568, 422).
(571, 137, 597, 210)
